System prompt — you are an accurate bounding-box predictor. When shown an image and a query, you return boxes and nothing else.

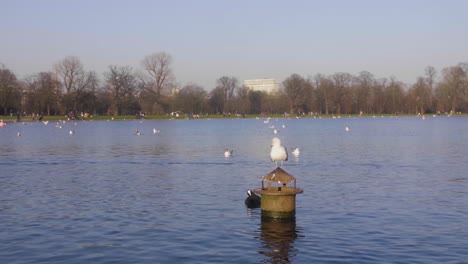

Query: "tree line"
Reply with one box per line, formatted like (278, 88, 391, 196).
(1, 53, 468, 117)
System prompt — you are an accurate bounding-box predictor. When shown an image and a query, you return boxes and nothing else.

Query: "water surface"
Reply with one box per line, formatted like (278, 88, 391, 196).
(1, 117, 467, 263)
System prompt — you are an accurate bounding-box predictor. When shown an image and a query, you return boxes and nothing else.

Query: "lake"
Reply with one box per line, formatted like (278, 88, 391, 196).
(1, 116, 467, 263)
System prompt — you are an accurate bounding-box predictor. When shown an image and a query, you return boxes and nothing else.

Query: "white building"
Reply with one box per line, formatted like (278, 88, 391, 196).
(244, 79, 279, 93)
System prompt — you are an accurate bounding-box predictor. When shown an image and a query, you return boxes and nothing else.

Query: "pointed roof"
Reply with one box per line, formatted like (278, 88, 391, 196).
(262, 167, 296, 184)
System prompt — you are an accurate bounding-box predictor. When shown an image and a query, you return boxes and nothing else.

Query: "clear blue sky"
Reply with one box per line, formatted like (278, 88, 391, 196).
(1, 0, 468, 89)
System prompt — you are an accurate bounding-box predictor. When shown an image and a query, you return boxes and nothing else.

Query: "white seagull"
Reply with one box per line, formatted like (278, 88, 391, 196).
(69, 129, 74, 135)
(345, 126, 350, 132)
(153, 128, 160, 134)
(291, 147, 300, 157)
(224, 149, 233, 158)
(270, 137, 288, 167)
(136, 130, 141, 136)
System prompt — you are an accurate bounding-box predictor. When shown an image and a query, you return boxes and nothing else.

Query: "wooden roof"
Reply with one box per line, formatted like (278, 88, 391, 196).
(262, 167, 296, 184)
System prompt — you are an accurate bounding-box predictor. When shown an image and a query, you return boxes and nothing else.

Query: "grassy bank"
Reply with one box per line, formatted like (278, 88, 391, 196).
(1, 113, 466, 123)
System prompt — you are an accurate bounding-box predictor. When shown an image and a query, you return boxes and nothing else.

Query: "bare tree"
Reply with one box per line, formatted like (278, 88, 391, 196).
(0, 65, 20, 115)
(55, 56, 94, 113)
(208, 86, 225, 114)
(332, 72, 353, 114)
(173, 84, 207, 114)
(141, 52, 175, 98)
(409, 77, 431, 114)
(216, 76, 238, 113)
(356, 71, 376, 114)
(424, 66, 437, 111)
(314, 74, 334, 115)
(36, 72, 61, 115)
(283, 74, 309, 115)
(436, 65, 467, 113)
(104, 65, 139, 115)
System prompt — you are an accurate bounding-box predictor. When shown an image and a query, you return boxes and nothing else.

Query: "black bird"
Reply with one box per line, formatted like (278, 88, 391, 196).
(245, 189, 261, 208)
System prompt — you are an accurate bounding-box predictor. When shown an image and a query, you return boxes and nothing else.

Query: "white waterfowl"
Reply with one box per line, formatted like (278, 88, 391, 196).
(270, 137, 288, 167)
(224, 149, 233, 158)
(291, 147, 300, 157)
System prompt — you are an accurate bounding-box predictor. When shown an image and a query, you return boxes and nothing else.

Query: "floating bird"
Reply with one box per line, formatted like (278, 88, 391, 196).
(291, 147, 300, 157)
(345, 126, 350, 132)
(273, 129, 279, 134)
(282, 124, 286, 128)
(270, 137, 288, 167)
(136, 130, 141, 136)
(17, 132, 21, 137)
(153, 128, 160, 134)
(245, 189, 261, 208)
(42, 121, 49, 125)
(69, 130, 74, 135)
(224, 149, 233, 158)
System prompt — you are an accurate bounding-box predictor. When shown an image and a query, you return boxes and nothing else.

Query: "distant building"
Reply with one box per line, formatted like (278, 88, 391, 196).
(244, 79, 279, 93)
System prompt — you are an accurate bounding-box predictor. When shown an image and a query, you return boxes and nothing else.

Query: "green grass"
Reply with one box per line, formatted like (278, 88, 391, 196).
(2, 112, 467, 122)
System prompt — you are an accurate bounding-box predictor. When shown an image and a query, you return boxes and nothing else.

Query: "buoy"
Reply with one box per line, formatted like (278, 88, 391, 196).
(254, 167, 303, 219)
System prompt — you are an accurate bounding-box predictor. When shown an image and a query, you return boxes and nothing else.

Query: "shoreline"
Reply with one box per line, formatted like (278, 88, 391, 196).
(1, 113, 467, 123)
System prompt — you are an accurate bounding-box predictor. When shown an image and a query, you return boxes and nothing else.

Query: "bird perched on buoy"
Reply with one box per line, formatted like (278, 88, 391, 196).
(245, 189, 261, 208)
(270, 137, 288, 167)
(291, 147, 300, 157)
(224, 149, 233, 158)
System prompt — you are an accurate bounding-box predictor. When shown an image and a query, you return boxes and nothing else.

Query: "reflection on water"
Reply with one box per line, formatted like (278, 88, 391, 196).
(258, 217, 298, 264)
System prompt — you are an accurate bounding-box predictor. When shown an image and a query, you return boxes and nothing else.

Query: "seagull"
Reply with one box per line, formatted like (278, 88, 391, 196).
(245, 189, 261, 208)
(153, 128, 160, 134)
(291, 147, 300, 157)
(273, 128, 279, 134)
(17, 132, 21, 137)
(345, 126, 350, 132)
(224, 149, 233, 158)
(136, 130, 141, 136)
(42, 121, 49, 125)
(270, 137, 288, 167)
(69, 130, 74, 135)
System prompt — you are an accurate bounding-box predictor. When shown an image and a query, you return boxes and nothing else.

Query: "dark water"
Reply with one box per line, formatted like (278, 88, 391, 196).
(1, 117, 467, 263)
